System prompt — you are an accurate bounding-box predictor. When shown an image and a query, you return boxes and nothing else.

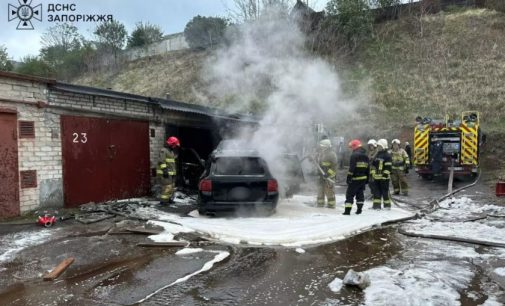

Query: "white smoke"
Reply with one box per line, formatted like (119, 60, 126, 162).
(202, 8, 365, 193)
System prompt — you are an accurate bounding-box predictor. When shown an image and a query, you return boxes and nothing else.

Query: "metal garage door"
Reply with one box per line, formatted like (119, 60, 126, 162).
(0, 111, 20, 217)
(61, 116, 150, 207)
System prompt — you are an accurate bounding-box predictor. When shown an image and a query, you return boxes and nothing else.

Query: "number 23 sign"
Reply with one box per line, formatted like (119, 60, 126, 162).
(72, 132, 88, 143)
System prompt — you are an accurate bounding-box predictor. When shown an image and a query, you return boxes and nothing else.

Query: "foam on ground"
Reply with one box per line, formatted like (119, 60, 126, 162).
(148, 195, 414, 247)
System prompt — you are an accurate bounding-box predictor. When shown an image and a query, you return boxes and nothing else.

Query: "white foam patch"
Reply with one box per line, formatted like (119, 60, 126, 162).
(493, 267, 505, 277)
(364, 261, 474, 306)
(295, 248, 305, 254)
(328, 277, 343, 292)
(404, 196, 505, 245)
(147, 221, 193, 243)
(405, 219, 505, 244)
(176, 248, 204, 256)
(136, 249, 230, 303)
(146, 195, 414, 247)
(0, 229, 56, 263)
(480, 296, 503, 306)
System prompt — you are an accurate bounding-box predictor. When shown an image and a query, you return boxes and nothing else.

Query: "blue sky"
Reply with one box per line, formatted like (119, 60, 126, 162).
(1, 0, 326, 61)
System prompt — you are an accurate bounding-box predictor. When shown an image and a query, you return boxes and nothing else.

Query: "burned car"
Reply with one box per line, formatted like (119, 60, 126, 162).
(198, 144, 279, 215)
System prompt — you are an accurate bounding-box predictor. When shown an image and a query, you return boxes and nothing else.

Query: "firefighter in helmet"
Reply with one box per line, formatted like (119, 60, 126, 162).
(391, 139, 410, 195)
(316, 139, 338, 208)
(370, 139, 392, 209)
(344, 139, 369, 215)
(367, 139, 378, 196)
(156, 136, 178, 204)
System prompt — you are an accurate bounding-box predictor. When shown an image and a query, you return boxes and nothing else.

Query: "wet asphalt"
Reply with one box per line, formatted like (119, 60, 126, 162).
(1, 169, 505, 305)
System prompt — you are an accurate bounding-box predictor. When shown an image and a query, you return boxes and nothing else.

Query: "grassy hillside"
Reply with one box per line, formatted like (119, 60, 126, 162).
(76, 50, 210, 103)
(75, 8, 505, 136)
(353, 8, 505, 134)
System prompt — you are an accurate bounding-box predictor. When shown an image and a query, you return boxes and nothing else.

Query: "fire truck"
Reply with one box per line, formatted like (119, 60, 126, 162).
(413, 111, 482, 179)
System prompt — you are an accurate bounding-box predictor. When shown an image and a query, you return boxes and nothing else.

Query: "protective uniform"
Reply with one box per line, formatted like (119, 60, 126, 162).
(156, 148, 177, 204)
(391, 139, 410, 195)
(317, 139, 338, 208)
(367, 139, 378, 196)
(404, 142, 412, 168)
(344, 140, 369, 215)
(370, 139, 392, 209)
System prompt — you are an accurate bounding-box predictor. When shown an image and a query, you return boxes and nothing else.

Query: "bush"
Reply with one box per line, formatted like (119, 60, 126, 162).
(16, 56, 54, 77)
(184, 16, 228, 49)
(0, 46, 13, 71)
(325, 0, 374, 51)
(127, 22, 163, 48)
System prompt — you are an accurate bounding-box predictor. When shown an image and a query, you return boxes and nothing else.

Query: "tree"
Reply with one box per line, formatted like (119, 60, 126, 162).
(41, 23, 82, 52)
(94, 20, 127, 54)
(229, 0, 293, 22)
(325, 0, 374, 50)
(16, 56, 54, 77)
(0, 46, 13, 71)
(127, 22, 164, 48)
(184, 16, 228, 49)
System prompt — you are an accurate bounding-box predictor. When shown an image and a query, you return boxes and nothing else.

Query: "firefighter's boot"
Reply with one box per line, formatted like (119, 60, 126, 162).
(342, 207, 352, 215)
(356, 204, 363, 215)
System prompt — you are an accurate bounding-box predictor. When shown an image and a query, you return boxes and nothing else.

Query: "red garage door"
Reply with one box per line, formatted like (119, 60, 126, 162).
(61, 116, 150, 207)
(0, 111, 20, 217)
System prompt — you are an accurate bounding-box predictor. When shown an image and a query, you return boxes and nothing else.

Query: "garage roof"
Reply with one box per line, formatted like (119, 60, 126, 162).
(0, 71, 257, 123)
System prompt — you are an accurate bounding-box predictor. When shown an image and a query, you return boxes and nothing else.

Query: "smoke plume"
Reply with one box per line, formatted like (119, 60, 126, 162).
(202, 7, 365, 193)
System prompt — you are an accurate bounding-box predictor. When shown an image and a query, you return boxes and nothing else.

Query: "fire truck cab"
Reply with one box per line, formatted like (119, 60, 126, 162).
(413, 111, 481, 179)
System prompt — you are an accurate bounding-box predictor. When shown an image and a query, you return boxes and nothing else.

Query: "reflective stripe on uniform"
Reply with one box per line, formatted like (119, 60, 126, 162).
(328, 200, 336, 205)
(321, 161, 332, 166)
(168, 171, 176, 176)
(160, 163, 167, 169)
(165, 158, 175, 163)
(345, 203, 353, 208)
(352, 176, 367, 181)
(156, 170, 164, 175)
(327, 169, 335, 176)
(160, 195, 170, 199)
(384, 162, 392, 166)
(373, 199, 381, 204)
(356, 162, 368, 168)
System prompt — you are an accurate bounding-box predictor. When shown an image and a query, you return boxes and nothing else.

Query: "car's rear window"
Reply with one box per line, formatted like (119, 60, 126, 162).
(214, 157, 265, 175)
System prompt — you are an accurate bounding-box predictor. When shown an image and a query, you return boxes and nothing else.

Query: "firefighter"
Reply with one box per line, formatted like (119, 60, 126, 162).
(370, 139, 392, 209)
(166, 136, 205, 189)
(404, 141, 413, 168)
(316, 139, 338, 208)
(344, 139, 369, 215)
(157, 137, 178, 204)
(367, 139, 378, 196)
(166, 136, 183, 187)
(391, 139, 410, 195)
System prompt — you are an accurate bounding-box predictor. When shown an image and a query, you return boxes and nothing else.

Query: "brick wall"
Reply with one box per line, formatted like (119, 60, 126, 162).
(0, 77, 61, 212)
(0, 74, 216, 214)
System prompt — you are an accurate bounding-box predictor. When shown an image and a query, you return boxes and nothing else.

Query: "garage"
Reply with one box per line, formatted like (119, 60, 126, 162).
(61, 115, 150, 207)
(0, 110, 20, 218)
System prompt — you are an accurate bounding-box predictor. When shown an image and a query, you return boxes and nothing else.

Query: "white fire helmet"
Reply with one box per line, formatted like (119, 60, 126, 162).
(392, 139, 401, 145)
(367, 139, 377, 147)
(320, 139, 332, 148)
(377, 139, 388, 150)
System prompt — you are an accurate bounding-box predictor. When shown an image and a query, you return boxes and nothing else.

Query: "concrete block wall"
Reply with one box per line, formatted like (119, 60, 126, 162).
(122, 33, 189, 62)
